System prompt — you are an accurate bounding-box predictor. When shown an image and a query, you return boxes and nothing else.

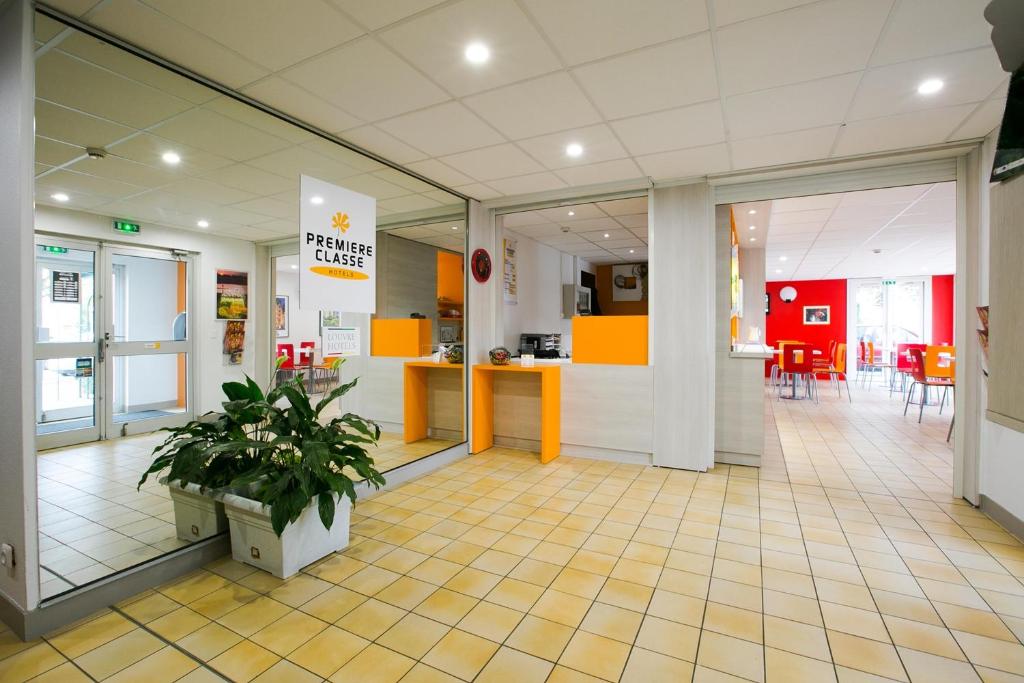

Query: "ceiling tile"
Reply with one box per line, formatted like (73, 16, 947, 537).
(440, 144, 544, 181)
(202, 96, 315, 145)
(153, 108, 293, 162)
(87, 0, 269, 88)
(832, 105, 976, 157)
(487, 172, 568, 195)
(611, 101, 725, 156)
(715, 0, 891, 96)
(713, 0, 818, 27)
(600, 238, 644, 249)
(371, 167, 437, 193)
(772, 194, 841, 212)
(301, 137, 386, 172)
(36, 137, 83, 167)
(204, 164, 299, 196)
(870, 0, 994, 66)
(618, 214, 648, 229)
(38, 168, 146, 201)
(245, 146, 364, 184)
(378, 194, 444, 212)
(848, 49, 1007, 121)
(34, 100, 135, 149)
(634, 143, 731, 179)
(572, 220, 627, 234)
(341, 125, 430, 164)
(555, 158, 644, 186)
(522, 0, 708, 65)
(463, 73, 602, 140)
(282, 37, 449, 121)
(501, 211, 548, 228)
(36, 50, 194, 130)
(951, 98, 1007, 141)
(378, 0, 561, 97)
(242, 77, 363, 134)
(731, 126, 839, 169)
(596, 197, 647, 216)
(336, 173, 411, 199)
(377, 102, 504, 156)
(67, 154, 179, 189)
(161, 177, 258, 205)
(573, 35, 718, 119)
(515, 124, 629, 170)
(230, 196, 297, 221)
(146, 0, 363, 71)
(404, 159, 475, 187)
(330, 0, 447, 29)
(537, 204, 606, 222)
(454, 183, 503, 200)
(108, 133, 234, 175)
(724, 73, 860, 139)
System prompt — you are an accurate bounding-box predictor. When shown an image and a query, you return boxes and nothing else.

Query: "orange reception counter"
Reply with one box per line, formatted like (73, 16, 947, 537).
(403, 361, 464, 443)
(571, 315, 647, 365)
(471, 364, 561, 463)
(371, 318, 432, 357)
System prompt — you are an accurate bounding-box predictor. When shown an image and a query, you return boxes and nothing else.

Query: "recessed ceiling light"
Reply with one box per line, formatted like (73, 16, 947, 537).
(310, 196, 324, 205)
(451, 225, 459, 230)
(161, 151, 181, 165)
(748, 225, 756, 230)
(917, 78, 944, 95)
(775, 268, 783, 274)
(629, 249, 635, 254)
(748, 209, 756, 215)
(603, 233, 610, 238)
(290, 264, 298, 269)
(464, 42, 490, 64)
(567, 210, 575, 216)
(779, 256, 788, 261)
(749, 237, 756, 242)
(565, 142, 583, 158)
(197, 219, 209, 228)
(51, 192, 69, 202)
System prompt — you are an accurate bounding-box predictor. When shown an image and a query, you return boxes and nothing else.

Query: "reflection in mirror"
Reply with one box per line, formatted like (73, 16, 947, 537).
(32, 12, 466, 600)
(271, 213, 467, 476)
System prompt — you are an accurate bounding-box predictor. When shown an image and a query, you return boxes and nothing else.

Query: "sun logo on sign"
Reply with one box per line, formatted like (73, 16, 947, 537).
(331, 212, 350, 234)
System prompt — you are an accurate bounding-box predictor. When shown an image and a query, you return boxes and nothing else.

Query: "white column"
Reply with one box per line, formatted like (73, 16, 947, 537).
(740, 246, 766, 340)
(0, 0, 41, 618)
(465, 199, 497, 449)
(649, 183, 716, 470)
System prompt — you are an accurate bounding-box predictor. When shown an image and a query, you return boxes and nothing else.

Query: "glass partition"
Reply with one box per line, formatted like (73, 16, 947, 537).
(33, 11, 466, 600)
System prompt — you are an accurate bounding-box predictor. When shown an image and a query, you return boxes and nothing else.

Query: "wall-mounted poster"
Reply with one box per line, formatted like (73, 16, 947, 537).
(803, 305, 830, 325)
(320, 310, 340, 331)
(223, 320, 245, 365)
(52, 271, 80, 303)
(502, 238, 517, 304)
(322, 327, 360, 357)
(216, 269, 248, 320)
(612, 263, 648, 302)
(300, 175, 376, 313)
(275, 295, 289, 338)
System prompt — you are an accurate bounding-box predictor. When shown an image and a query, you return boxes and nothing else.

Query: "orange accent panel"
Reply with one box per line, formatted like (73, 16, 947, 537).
(471, 364, 560, 463)
(571, 315, 648, 365)
(595, 265, 648, 315)
(436, 251, 464, 305)
(176, 261, 186, 408)
(404, 362, 464, 443)
(371, 318, 432, 357)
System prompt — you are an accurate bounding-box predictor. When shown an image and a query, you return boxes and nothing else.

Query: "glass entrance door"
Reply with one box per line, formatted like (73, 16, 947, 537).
(850, 277, 930, 368)
(33, 237, 194, 448)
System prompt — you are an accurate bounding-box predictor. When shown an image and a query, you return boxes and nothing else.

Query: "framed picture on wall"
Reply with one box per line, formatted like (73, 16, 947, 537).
(275, 295, 289, 338)
(320, 310, 340, 332)
(803, 305, 830, 325)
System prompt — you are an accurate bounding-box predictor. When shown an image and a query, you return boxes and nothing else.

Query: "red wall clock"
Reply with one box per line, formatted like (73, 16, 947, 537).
(471, 248, 492, 283)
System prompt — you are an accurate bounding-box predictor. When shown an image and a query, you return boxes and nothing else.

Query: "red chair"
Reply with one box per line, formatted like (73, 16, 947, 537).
(890, 343, 926, 397)
(298, 341, 315, 366)
(812, 340, 837, 373)
(904, 348, 954, 423)
(276, 343, 295, 369)
(778, 343, 817, 402)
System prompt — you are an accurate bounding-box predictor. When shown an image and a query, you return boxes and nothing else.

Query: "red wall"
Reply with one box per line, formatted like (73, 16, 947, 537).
(932, 274, 955, 345)
(765, 279, 848, 359)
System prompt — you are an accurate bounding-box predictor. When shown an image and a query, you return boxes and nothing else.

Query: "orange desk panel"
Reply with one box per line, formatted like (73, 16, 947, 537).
(371, 318, 432, 357)
(404, 361, 464, 443)
(471, 364, 561, 464)
(571, 315, 648, 365)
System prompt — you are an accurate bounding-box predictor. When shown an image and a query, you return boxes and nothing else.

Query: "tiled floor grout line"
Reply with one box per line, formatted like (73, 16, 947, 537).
(37, 635, 101, 682)
(688, 464, 731, 682)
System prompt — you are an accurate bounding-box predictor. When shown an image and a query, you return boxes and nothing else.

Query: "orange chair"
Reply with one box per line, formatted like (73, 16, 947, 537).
(925, 345, 955, 413)
(824, 343, 851, 402)
(813, 340, 837, 373)
(904, 348, 954, 423)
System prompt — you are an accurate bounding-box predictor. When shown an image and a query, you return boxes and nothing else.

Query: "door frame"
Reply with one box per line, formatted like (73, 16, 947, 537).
(33, 236, 196, 449)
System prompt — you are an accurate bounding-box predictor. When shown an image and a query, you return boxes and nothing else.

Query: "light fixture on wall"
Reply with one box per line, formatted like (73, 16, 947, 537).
(779, 286, 798, 303)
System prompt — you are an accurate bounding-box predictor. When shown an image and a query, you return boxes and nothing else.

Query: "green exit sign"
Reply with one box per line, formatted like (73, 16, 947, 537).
(41, 245, 68, 254)
(882, 279, 897, 286)
(113, 220, 141, 234)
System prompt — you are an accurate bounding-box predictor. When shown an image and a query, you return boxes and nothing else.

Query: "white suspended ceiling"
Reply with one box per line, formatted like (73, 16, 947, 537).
(740, 181, 956, 282)
(39, 0, 1009, 204)
(502, 195, 648, 264)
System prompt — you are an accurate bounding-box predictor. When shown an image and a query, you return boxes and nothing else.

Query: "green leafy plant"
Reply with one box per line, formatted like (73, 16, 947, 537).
(140, 357, 384, 535)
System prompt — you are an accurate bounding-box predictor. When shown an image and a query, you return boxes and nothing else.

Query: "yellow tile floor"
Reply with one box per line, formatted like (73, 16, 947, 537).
(5, 384, 1022, 682)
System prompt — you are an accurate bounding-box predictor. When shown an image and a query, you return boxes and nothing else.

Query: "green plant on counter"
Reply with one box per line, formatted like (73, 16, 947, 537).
(139, 356, 385, 535)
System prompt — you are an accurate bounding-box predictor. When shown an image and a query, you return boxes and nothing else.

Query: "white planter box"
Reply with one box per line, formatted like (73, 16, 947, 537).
(220, 492, 350, 579)
(163, 479, 228, 542)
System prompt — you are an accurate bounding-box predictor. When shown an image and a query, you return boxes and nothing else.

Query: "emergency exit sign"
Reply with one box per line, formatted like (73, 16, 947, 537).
(882, 279, 897, 286)
(41, 245, 68, 254)
(114, 220, 141, 234)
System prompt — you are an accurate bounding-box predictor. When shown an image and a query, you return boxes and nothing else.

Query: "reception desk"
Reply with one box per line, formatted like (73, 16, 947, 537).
(572, 315, 648, 365)
(371, 318, 432, 357)
(472, 364, 561, 463)
(404, 361, 464, 443)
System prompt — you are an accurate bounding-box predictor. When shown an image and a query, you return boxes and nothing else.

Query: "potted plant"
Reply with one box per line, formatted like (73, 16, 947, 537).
(140, 360, 385, 577)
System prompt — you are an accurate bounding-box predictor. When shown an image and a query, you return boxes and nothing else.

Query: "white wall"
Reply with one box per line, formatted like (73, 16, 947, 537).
(500, 229, 565, 353)
(273, 268, 321, 351)
(35, 205, 258, 415)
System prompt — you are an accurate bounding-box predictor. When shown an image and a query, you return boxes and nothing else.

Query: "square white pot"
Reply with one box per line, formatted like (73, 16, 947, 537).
(164, 479, 228, 542)
(220, 492, 350, 579)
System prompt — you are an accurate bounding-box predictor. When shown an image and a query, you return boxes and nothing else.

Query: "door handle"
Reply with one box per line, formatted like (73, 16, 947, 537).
(98, 332, 109, 362)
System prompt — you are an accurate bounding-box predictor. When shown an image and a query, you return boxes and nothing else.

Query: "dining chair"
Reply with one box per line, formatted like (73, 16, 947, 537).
(824, 343, 851, 402)
(813, 340, 837, 373)
(925, 345, 956, 413)
(890, 343, 927, 397)
(904, 348, 954, 423)
(778, 343, 817, 403)
(770, 340, 799, 389)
